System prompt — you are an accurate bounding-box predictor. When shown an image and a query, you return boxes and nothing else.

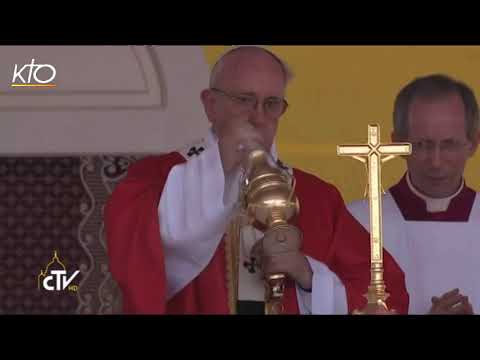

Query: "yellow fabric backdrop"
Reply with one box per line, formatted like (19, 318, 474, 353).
(202, 46, 480, 202)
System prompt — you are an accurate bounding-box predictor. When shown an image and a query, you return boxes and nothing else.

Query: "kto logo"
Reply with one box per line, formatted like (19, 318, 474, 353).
(38, 251, 80, 292)
(11, 59, 56, 87)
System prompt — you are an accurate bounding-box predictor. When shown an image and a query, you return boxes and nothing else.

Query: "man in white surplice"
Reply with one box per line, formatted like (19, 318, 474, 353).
(348, 74, 480, 314)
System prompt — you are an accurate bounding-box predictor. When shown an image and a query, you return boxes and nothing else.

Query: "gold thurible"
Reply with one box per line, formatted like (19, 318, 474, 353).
(241, 149, 301, 315)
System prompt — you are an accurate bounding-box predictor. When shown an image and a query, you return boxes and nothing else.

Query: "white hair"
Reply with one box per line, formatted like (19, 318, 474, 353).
(209, 45, 294, 88)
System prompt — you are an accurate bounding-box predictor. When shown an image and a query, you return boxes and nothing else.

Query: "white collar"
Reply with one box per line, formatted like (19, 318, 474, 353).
(406, 172, 464, 213)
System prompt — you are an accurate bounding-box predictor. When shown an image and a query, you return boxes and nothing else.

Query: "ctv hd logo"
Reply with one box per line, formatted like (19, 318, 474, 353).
(11, 59, 56, 88)
(38, 251, 80, 292)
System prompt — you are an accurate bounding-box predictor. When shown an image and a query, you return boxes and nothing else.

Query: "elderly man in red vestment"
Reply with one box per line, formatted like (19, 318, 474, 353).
(105, 46, 408, 314)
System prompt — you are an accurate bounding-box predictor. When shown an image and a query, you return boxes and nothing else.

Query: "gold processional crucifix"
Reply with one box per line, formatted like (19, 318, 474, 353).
(337, 124, 411, 314)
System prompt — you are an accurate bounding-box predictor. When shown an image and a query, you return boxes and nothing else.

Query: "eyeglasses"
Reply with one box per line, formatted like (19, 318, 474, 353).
(211, 87, 288, 118)
(410, 139, 470, 157)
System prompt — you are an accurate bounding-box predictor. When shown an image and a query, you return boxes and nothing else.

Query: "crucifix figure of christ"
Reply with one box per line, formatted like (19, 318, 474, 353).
(337, 124, 411, 314)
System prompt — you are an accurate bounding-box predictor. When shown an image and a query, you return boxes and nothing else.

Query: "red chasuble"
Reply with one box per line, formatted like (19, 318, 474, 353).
(105, 154, 408, 314)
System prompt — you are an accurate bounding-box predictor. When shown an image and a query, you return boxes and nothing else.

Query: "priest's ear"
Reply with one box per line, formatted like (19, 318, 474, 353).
(391, 131, 409, 159)
(391, 131, 399, 143)
(200, 88, 218, 125)
(468, 130, 480, 157)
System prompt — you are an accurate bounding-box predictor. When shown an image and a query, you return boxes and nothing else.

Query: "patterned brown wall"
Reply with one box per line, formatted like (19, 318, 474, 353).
(0, 155, 142, 314)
